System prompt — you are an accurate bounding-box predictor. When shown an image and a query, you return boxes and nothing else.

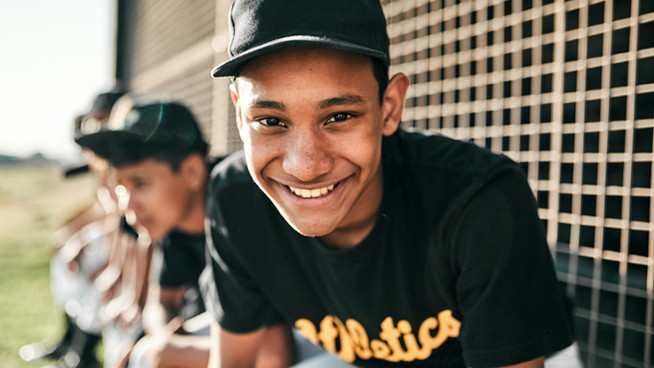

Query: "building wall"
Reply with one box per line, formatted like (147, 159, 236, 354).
(115, 0, 239, 156)
(115, 1, 654, 366)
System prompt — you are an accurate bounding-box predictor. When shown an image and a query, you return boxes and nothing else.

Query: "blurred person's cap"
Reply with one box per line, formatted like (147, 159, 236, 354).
(61, 114, 91, 179)
(63, 164, 89, 178)
(210, 0, 390, 78)
(76, 89, 128, 138)
(74, 95, 208, 164)
(90, 89, 126, 115)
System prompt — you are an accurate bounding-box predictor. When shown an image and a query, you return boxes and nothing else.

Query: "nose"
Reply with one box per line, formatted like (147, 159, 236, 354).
(282, 127, 333, 182)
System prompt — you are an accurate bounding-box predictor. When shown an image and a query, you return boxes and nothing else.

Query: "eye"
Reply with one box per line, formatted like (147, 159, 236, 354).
(131, 178, 149, 190)
(256, 117, 286, 128)
(125, 178, 150, 191)
(326, 112, 354, 124)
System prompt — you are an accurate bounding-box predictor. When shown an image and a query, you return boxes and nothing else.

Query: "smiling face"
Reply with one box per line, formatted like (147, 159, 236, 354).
(231, 47, 408, 247)
(114, 155, 206, 242)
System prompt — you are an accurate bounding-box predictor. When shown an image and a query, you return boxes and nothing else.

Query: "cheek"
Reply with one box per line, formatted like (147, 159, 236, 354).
(336, 127, 383, 168)
(148, 184, 182, 214)
(243, 134, 280, 175)
(352, 142, 381, 174)
(239, 127, 260, 166)
(242, 139, 263, 180)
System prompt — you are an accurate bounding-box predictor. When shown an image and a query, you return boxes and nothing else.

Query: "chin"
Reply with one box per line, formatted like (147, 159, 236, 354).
(144, 228, 165, 243)
(284, 217, 334, 238)
(271, 197, 341, 237)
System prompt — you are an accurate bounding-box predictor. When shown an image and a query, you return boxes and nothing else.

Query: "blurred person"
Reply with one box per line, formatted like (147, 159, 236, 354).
(20, 89, 127, 368)
(20, 88, 156, 368)
(75, 95, 292, 368)
(201, 0, 576, 367)
(76, 95, 153, 368)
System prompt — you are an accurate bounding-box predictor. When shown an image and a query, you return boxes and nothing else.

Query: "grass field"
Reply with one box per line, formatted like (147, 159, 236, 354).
(0, 163, 96, 367)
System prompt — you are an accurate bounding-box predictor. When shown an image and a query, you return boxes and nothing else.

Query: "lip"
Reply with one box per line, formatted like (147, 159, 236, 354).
(287, 183, 336, 199)
(132, 213, 152, 228)
(136, 219, 154, 231)
(277, 178, 347, 204)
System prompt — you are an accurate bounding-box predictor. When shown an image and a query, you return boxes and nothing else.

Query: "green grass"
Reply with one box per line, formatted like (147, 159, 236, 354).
(0, 164, 96, 367)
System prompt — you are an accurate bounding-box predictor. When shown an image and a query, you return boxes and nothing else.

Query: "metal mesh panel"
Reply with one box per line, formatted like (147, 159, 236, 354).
(383, 0, 654, 367)
(128, 0, 215, 76)
(136, 59, 216, 142)
(116, 0, 240, 156)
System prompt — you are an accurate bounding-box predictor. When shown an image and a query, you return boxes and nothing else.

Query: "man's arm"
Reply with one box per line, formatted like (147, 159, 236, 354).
(429, 168, 572, 366)
(209, 323, 293, 368)
(503, 357, 544, 368)
(141, 284, 185, 335)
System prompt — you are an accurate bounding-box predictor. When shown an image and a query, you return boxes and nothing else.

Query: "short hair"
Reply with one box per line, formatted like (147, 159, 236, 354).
(371, 57, 389, 103)
(108, 143, 208, 172)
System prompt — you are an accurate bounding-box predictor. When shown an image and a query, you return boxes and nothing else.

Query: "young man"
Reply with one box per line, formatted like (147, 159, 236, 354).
(75, 95, 292, 368)
(201, 0, 575, 367)
(20, 89, 127, 368)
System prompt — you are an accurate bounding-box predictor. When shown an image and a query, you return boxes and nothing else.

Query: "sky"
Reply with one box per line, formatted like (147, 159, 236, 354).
(0, 1, 114, 162)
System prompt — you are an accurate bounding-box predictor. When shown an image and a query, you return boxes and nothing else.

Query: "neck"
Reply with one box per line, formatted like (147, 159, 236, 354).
(320, 168, 384, 249)
(177, 189, 206, 235)
(320, 213, 378, 249)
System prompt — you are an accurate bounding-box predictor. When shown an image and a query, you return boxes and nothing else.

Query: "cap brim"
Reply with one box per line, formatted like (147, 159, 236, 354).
(62, 164, 89, 178)
(211, 35, 389, 78)
(74, 131, 144, 162)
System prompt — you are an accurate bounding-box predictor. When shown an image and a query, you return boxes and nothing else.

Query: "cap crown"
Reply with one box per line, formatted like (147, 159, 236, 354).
(212, 0, 389, 77)
(75, 96, 208, 163)
(107, 101, 203, 149)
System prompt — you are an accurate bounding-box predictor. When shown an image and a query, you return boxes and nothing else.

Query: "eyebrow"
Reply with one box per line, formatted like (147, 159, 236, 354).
(252, 100, 286, 111)
(318, 95, 365, 109)
(250, 94, 366, 112)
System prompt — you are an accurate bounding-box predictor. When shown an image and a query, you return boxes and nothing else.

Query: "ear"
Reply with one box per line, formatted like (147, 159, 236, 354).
(380, 72, 409, 136)
(229, 81, 244, 131)
(181, 154, 207, 191)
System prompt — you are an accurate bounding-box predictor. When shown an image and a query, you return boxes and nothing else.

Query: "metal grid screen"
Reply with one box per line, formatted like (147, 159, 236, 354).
(125, 0, 215, 76)
(115, 0, 240, 155)
(382, 0, 654, 367)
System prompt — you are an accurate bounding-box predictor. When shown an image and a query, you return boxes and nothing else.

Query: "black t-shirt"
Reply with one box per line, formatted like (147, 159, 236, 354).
(159, 228, 207, 320)
(201, 129, 573, 367)
(159, 156, 225, 320)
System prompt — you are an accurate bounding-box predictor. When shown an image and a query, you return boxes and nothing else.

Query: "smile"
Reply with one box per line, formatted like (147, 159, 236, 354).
(288, 184, 335, 199)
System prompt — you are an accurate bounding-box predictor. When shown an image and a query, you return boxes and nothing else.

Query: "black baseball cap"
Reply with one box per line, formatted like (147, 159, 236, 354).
(90, 89, 127, 115)
(75, 96, 208, 164)
(211, 0, 390, 78)
(75, 89, 128, 139)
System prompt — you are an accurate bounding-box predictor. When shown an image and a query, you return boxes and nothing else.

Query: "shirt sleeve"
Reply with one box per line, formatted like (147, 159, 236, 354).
(430, 167, 574, 367)
(200, 183, 283, 334)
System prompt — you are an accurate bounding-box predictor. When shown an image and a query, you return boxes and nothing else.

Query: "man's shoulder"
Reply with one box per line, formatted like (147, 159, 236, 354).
(386, 128, 517, 180)
(206, 150, 270, 223)
(161, 229, 204, 247)
(208, 150, 252, 193)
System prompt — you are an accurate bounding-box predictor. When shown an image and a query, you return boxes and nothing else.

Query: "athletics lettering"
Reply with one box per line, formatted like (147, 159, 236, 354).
(295, 310, 460, 363)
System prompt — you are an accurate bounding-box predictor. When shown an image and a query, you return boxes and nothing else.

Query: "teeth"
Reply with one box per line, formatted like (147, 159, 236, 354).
(289, 184, 335, 198)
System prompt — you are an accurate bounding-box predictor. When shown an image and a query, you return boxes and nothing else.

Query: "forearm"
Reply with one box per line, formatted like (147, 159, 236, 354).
(142, 286, 184, 335)
(212, 324, 292, 368)
(501, 357, 544, 368)
(255, 324, 293, 368)
(142, 301, 177, 335)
